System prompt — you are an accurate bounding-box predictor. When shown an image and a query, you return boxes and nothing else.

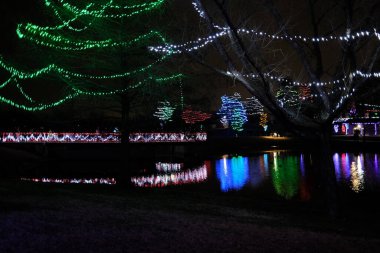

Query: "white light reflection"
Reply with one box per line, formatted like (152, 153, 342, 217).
(350, 155, 365, 193)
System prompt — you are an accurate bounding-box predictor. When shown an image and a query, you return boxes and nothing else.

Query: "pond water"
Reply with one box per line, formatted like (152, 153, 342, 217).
(14, 149, 380, 216)
(212, 152, 380, 198)
(130, 151, 380, 201)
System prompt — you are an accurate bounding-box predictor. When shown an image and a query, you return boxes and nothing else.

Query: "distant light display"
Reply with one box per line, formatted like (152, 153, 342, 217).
(220, 116, 229, 128)
(20, 177, 116, 185)
(243, 96, 264, 115)
(181, 107, 211, 124)
(334, 124, 339, 133)
(129, 132, 207, 143)
(298, 86, 311, 100)
(155, 162, 183, 172)
(2, 132, 121, 143)
(333, 116, 380, 123)
(154, 101, 176, 123)
(344, 123, 350, 135)
(259, 113, 268, 130)
(218, 95, 248, 132)
(349, 104, 357, 116)
(131, 164, 208, 187)
(276, 86, 300, 108)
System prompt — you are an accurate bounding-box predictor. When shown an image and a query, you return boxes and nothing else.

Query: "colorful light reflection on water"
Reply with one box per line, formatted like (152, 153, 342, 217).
(216, 156, 249, 192)
(271, 153, 300, 199)
(131, 163, 208, 188)
(333, 153, 380, 193)
(215, 152, 380, 198)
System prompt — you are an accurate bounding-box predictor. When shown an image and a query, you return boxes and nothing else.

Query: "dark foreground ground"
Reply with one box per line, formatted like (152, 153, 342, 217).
(1, 181, 380, 253)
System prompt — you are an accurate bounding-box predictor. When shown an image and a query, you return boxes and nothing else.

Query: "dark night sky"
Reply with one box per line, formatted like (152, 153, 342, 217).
(0, 1, 41, 55)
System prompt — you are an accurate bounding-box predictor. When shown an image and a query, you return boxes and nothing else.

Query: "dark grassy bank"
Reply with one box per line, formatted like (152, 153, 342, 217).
(1, 180, 380, 253)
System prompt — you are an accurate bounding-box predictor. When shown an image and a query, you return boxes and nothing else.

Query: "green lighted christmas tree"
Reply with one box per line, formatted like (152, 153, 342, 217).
(154, 100, 175, 124)
(0, 0, 182, 111)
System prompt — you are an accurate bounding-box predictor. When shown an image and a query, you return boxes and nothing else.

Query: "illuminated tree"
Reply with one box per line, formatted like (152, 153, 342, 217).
(154, 100, 175, 124)
(243, 96, 264, 115)
(181, 106, 211, 125)
(276, 86, 300, 108)
(218, 95, 248, 132)
(259, 112, 268, 131)
(299, 86, 312, 101)
(0, 0, 182, 112)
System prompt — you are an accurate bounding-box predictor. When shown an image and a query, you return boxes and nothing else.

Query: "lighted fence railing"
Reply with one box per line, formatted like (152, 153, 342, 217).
(131, 164, 208, 187)
(129, 132, 207, 143)
(20, 177, 117, 185)
(155, 162, 184, 173)
(1, 132, 207, 143)
(2, 132, 121, 143)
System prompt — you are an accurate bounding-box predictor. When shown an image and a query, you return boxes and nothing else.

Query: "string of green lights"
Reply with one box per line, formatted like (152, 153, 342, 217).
(0, 74, 183, 111)
(14, 79, 36, 103)
(17, 25, 167, 51)
(0, 54, 170, 81)
(42, 1, 104, 32)
(53, 0, 165, 18)
(0, 0, 182, 111)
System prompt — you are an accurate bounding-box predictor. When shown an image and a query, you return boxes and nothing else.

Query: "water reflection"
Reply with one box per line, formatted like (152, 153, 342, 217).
(215, 152, 380, 197)
(333, 153, 379, 193)
(131, 163, 208, 188)
(271, 152, 300, 199)
(216, 156, 249, 192)
(248, 155, 269, 188)
(350, 155, 364, 193)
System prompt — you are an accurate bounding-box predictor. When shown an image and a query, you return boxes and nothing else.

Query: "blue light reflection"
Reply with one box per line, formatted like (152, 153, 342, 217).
(216, 156, 249, 192)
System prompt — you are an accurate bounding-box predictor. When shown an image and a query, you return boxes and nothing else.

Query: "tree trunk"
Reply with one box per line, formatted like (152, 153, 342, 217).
(315, 124, 339, 219)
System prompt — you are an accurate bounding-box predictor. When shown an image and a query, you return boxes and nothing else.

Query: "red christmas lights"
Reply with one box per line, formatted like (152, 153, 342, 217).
(182, 107, 211, 124)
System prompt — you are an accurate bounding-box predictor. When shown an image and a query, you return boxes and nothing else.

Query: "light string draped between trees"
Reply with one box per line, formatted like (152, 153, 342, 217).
(0, 0, 182, 111)
(150, 0, 380, 117)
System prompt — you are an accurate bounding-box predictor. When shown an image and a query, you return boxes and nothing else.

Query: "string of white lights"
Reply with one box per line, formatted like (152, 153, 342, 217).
(21, 177, 117, 185)
(155, 162, 184, 173)
(333, 116, 380, 123)
(151, 1, 380, 89)
(360, 103, 380, 108)
(231, 70, 380, 87)
(150, 27, 380, 54)
(190, 1, 380, 43)
(333, 92, 355, 112)
(1, 132, 208, 143)
(191, 1, 205, 18)
(129, 132, 207, 143)
(2, 132, 121, 143)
